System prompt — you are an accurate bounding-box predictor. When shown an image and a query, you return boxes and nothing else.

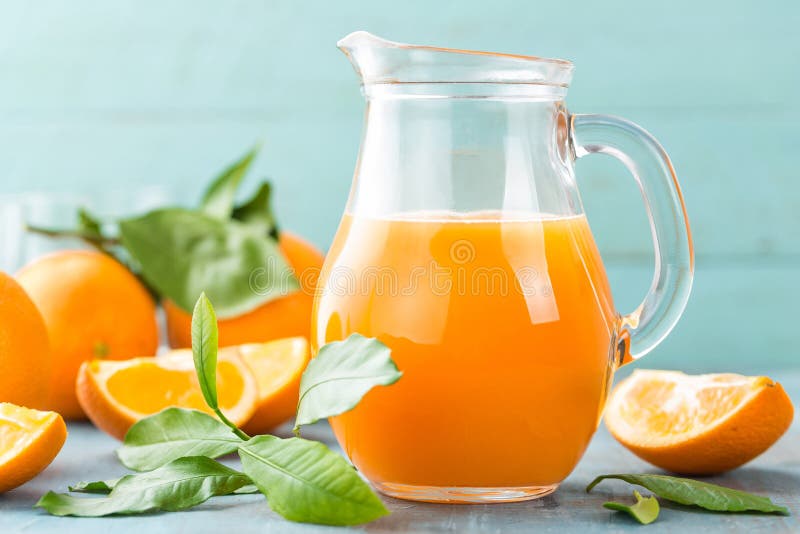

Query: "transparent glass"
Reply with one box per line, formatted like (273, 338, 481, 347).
(0, 187, 175, 273)
(312, 32, 694, 503)
(0, 193, 91, 272)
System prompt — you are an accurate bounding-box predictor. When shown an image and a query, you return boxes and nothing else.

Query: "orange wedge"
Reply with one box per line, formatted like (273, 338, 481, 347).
(76, 352, 258, 440)
(605, 370, 794, 475)
(235, 337, 310, 434)
(0, 403, 67, 493)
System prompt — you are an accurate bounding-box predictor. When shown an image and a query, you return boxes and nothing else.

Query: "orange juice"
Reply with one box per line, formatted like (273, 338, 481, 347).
(313, 211, 619, 492)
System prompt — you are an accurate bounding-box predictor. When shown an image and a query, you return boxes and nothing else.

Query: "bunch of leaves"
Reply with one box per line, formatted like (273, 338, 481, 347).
(37, 293, 402, 526)
(26, 148, 297, 318)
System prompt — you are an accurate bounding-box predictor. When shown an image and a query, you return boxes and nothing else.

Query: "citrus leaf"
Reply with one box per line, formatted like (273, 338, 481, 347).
(116, 408, 241, 471)
(294, 334, 401, 434)
(37, 456, 250, 517)
(70, 478, 258, 496)
(232, 181, 278, 238)
(587, 474, 789, 515)
(603, 490, 660, 524)
(238, 435, 389, 526)
(192, 293, 219, 411)
(118, 208, 298, 317)
(201, 147, 258, 219)
(77, 208, 105, 242)
(69, 478, 120, 494)
(190, 295, 249, 439)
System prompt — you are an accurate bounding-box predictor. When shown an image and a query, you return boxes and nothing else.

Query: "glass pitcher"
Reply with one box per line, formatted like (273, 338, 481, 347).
(312, 31, 694, 503)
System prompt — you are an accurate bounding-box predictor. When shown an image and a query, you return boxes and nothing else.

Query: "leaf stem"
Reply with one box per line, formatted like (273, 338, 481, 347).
(25, 223, 120, 246)
(214, 409, 250, 441)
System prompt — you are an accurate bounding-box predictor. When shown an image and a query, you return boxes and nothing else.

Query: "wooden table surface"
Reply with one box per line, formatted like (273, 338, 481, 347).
(2, 371, 798, 533)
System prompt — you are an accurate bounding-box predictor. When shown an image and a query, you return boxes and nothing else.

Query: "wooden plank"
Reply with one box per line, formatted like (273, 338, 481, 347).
(0, 109, 797, 259)
(579, 110, 800, 260)
(606, 262, 800, 372)
(0, 1, 796, 112)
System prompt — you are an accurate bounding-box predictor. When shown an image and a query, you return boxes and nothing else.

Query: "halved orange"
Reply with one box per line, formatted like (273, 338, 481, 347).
(76, 352, 258, 440)
(0, 403, 67, 493)
(235, 337, 310, 434)
(605, 370, 794, 474)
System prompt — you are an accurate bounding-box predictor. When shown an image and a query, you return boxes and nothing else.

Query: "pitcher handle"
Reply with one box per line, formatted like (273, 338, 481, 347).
(569, 114, 694, 363)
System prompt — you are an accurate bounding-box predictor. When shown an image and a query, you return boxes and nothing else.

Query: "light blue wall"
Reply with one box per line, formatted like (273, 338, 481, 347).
(0, 1, 797, 371)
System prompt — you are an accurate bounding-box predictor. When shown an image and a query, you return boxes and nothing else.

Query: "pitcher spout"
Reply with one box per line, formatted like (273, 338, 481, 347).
(337, 31, 574, 91)
(337, 31, 396, 82)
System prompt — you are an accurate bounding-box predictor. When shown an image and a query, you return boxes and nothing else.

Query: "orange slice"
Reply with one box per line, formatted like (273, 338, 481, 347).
(76, 352, 258, 440)
(0, 403, 67, 493)
(605, 370, 794, 474)
(235, 337, 310, 434)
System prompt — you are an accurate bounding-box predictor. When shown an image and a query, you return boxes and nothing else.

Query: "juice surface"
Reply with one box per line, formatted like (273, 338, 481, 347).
(313, 211, 618, 488)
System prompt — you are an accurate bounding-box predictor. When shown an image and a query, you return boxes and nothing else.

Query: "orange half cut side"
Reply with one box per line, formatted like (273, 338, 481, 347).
(236, 337, 310, 434)
(77, 352, 258, 440)
(605, 370, 794, 474)
(0, 403, 67, 493)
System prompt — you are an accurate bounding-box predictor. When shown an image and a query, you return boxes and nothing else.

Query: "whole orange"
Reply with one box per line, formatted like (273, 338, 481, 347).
(16, 250, 159, 419)
(0, 272, 51, 409)
(164, 231, 325, 348)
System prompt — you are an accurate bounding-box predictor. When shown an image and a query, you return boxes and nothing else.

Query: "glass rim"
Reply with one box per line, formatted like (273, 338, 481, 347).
(339, 31, 574, 88)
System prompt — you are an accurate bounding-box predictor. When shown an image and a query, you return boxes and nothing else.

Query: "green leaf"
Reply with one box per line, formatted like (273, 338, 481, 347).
(238, 435, 389, 526)
(69, 478, 120, 494)
(116, 408, 242, 471)
(294, 334, 401, 434)
(70, 478, 258, 496)
(118, 208, 299, 317)
(232, 181, 278, 239)
(36, 456, 251, 517)
(201, 147, 258, 219)
(603, 490, 660, 525)
(587, 474, 789, 515)
(190, 295, 250, 439)
(77, 208, 105, 242)
(192, 293, 219, 411)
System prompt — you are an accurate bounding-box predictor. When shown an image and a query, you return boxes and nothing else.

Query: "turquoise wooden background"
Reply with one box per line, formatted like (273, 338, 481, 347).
(0, 1, 797, 371)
